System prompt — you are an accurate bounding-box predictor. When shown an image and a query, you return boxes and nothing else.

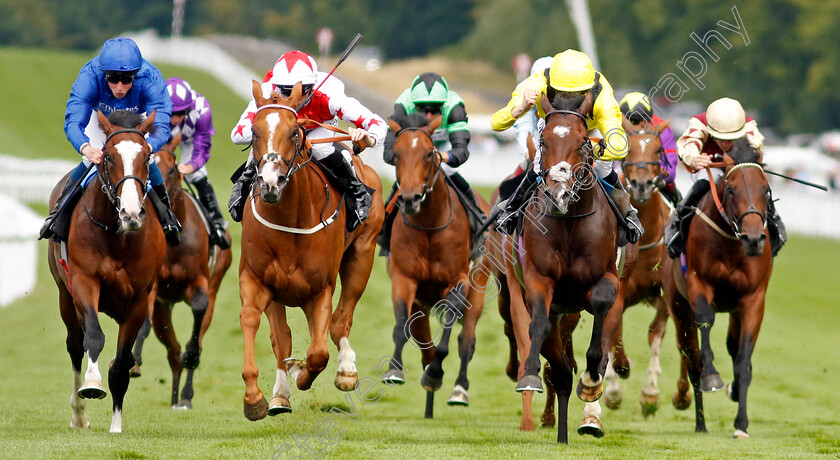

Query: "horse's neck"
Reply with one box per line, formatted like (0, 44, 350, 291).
(636, 193, 664, 235)
(81, 185, 118, 228)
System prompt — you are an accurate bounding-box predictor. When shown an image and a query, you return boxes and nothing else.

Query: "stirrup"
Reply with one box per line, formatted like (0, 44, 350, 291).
(495, 212, 518, 236)
(212, 225, 230, 249)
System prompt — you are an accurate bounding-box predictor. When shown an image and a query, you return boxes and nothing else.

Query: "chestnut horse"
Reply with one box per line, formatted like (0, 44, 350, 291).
(511, 93, 635, 443)
(602, 118, 675, 415)
(381, 113, 490, 418)
(47, 110, 167, 432)
(130, 135, 233, 409)
(238, 81, 384, 420)
(663, 138, 773, 438)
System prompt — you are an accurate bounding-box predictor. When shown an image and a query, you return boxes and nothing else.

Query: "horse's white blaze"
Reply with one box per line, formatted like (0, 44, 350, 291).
(109, 409, 122, 433)
(84, 356, 102, 384)
(259, 161, 281, 187)
(411, 137, 418, 149)
(337, 337, 357, 374)
(548, 161, 573, 213)
(265, 112, 280, 154)
(70, 370, 89, 429)
(115, 140, 143, 218)
(639, 136, 651, 149)
(552, 125, 570, 138)
(273, 368, 291, 398)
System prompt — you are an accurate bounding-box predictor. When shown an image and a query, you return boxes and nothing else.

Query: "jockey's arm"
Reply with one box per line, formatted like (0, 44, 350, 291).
(231, 99, 258, 145)
(140, 70, 172, 153)
(591, 81, 628, 161)
(677, 117, 710, 171)
(491, 73, 543, 132)
(443, 103, 470, 168)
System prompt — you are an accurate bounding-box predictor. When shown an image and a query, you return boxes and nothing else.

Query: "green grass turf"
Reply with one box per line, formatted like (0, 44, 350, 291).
(1, 46, 839, 459)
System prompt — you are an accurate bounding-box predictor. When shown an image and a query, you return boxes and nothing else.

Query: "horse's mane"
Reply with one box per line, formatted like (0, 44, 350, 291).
(393, 111, 430, 129)
(728, 137, 760, 164)
(107, 110, 156, 136)
(548, 91, 587, 112)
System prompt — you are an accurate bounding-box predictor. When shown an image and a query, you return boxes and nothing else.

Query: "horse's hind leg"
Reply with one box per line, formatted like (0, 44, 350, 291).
(695, 293, 724, 392)
(108, 302, 148, 433)
(384, 272, 419, 385)
(729, 297, 763, 438)
(577, 276, 618, 403)
(669, 292, 706, 432)
(265, 302, 293, 415)
(448, 278, 486, 407)
(422, 280, 470, 391)
(60, 290, 89, 429)
(151, 299, 182, 408)
(296, 290, 333, 391)
(541, 319, 575, 444)
(641, 297, 668, 417)
(73, 282, 108, 401)
(130, 317, 151, 377)
(182, 287, 209, 370)
(407, 308, 436, 418)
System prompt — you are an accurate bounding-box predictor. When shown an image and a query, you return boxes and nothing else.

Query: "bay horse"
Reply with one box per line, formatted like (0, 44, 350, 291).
(47, 110, 167, 432)
(663, 137, 773, 438)
(381, 112, 490, 419)
(238, 81, 384, 420)
(129, 134, 233, 409)
(602, 117, 675, 415)
(511, 92, 636, 443)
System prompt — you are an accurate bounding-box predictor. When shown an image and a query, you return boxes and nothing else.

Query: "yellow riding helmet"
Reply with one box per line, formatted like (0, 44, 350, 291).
(548, 49, 596, 92)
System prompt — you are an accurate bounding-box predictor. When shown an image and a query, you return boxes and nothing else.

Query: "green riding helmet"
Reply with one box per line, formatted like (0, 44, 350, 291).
(409, 72, 449, 105)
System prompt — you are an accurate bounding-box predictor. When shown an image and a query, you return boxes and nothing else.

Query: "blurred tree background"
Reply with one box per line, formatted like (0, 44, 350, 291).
(0, 0, 837, 135)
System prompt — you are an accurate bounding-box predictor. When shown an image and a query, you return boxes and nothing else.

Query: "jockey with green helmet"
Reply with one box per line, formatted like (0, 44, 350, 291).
(378, 72, 485, 255)
(491, 49, 642, 245)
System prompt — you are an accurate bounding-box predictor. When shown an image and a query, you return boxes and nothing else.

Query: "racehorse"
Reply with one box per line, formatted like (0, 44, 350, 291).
(238, 81, 384, 420)
(129, 134, 233, 409)
(511, 92, 635, 443)
(380, 112, 490, 418)
(47, 110, 167, 432)
(601, 117, 675, 415)
(662, 137, 773, 438)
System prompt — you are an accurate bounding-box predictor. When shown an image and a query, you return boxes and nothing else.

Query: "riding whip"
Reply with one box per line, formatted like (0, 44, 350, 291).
(296, 33, 363, 111)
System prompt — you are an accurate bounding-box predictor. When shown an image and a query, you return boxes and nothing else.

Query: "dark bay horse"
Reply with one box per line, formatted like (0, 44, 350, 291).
(130, 134, 233, 409)
(512, 93, 635, 443)
(602, 117, 675, 415)
(663, 138, 773, 438)
(238, 81, 384, 420)
(47, 110, 167, 432)
(381, 113, 490, 418)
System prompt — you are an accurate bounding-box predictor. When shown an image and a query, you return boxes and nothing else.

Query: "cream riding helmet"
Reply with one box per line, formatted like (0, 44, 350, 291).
(706, 97, 747, 140)
(548, 49, 596, 92)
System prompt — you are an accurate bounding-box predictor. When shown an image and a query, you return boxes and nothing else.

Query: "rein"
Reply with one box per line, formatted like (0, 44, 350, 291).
(393, 127, 453, 232)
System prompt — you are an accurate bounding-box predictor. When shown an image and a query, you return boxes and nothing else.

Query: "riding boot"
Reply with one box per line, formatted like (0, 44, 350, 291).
(767, 198, 786, 257)
(495, 169, 539, 236)
(377, 183, 399, 256)
(193, 177, 230, 250)
(39, 176, 83, 242)
(228, 160, 257, 223)
(150, 184, 182, 246)
(665, 179, 710, 258)
(607, 179, 644, 245)
(321, 150, 371, 232)
(658, 179, 683, 207)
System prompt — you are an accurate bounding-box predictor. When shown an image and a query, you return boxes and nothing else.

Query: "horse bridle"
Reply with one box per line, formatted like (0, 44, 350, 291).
(393, 127, 454, 231)
(254, 104, 313, 181)
(97, 128, 150, 209)
(720, 162, 769, 237)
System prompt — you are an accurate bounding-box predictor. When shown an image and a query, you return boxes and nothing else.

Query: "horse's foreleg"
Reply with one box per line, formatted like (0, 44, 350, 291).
(694, 292, 724, 392)
(183, 286, 209, 370)
(541, 362, 556, 428)
(74, 281, 107, 401)
(296, 290, 333, 391)
(108, 301, 148, 433)
(384, 273, 418, 385)
(448, 283, 483, 407)
(641, 296, 668, 417)
(423, 280, 469, 389)
(130, 317, 151, 377)
(265, 302, 293, 415)
(331, 244, 374, 391)
(577, 276, 618, 403)
(151, 299, 182, 408)
(670, 291, 706, 433)
(239, 274, 271, 421)
(519, 276, 554, 392)
(730, 295, 764, 438)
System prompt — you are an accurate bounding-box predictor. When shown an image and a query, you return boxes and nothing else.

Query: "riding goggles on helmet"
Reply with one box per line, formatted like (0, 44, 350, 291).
(276, 84, 314, 97)
(105, 70, 137, 85)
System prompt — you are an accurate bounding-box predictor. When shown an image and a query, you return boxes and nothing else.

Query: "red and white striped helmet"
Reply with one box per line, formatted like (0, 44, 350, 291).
(269, 50, 318, 86)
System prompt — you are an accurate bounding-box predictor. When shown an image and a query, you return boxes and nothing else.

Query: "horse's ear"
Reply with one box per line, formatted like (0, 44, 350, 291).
(290, 82, 303, 102)
(539, 93, 553, 117)
(252, 79, 268, 107)
(170, 132, 182, 150)
(657, 117, 672, 132)
(97, 110, 112, 135)
(388, 118, 402, 133)
(526, 133, 537, 161)
(139, 110, 156, 134)
(621, 115, 634, 134)
(578, 90, 594, 116)
(426, 115, 443, 134)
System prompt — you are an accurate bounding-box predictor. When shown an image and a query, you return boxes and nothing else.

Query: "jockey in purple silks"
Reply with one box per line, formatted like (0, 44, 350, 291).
(166, 77, 229, 249)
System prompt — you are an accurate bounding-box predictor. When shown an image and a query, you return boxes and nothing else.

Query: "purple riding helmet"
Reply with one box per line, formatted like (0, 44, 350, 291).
(166, 77, 194, 113)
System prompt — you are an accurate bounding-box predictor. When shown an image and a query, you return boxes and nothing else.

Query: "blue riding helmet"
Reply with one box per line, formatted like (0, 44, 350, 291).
(98, 37, 143, 72)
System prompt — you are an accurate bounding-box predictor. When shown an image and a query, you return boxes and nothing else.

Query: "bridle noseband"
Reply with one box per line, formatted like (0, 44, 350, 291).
(538, 109, 598, 217)
(721, 162, 768, 237)
(254, 104, 312, 180)
(98, 128, 150, 208)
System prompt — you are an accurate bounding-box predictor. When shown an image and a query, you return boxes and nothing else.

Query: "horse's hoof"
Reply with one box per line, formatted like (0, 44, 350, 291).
(700, 373, 725, 392)
(420, 366, 443, 392)
(576, 375, 603, 402)
(78, 380, 107, 400)
(672, 391, 692, 410)
(733, 429, 749, 439)
(446, 385, 468, 406)
(613, 359, 631, 379)
(381, 368, 405, 385)
(181, 349, 200, 370)
(577, 415, 604, 438)
(243, 396, 268, 421)
(516, 374, 543, 393)
(129, 363, 142, 378)
(640, 387, 660, 418)
(540, 412, 556, 428)
(70, 418, 90, 429)
(268, 395, 292, 415)
(335, 371, 359, 391)
(174, 400, 192, 410)
(605, 386, 622, 410)
(505, 360, 519, 382)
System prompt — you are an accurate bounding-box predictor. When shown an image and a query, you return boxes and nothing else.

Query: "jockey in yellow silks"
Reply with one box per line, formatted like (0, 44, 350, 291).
(490, 49, 641, 244)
